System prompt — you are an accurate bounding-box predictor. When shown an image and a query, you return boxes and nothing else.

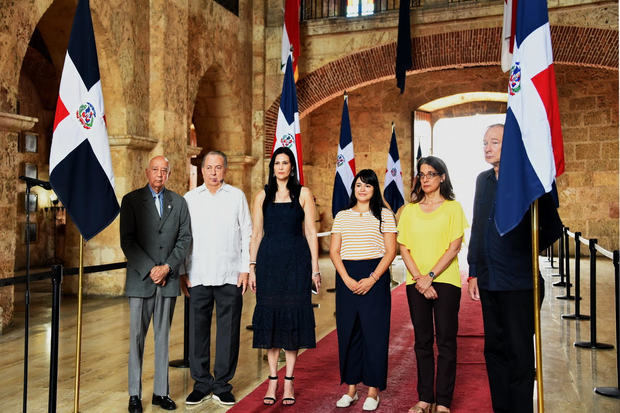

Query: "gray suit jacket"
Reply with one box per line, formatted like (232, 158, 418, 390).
(120, 185, 192, 298)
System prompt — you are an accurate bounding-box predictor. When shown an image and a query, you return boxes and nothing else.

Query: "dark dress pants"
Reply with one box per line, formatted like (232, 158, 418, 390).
(480, 288, 541, 413)
(407, 282, 461, 408)
(189, 284, 242, 394)
(336, 259, 391, 391)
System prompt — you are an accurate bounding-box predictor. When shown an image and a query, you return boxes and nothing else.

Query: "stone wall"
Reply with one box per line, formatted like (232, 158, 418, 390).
(14, 67, 56, 271)
(303, 65, 619, 255)
(556, 66, 619, 253)
(0, 0, 255, 328)
(304, 66, 509, 251)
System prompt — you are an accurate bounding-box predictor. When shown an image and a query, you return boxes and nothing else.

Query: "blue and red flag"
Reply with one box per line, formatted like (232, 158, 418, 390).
(384, 124, 405, 213)
(49, 0, 119, 240)
(273, 54, 304, 184)
(332, 94, 355, 218)
(495, 0, 565, 235)
(281, 0, 300, 81)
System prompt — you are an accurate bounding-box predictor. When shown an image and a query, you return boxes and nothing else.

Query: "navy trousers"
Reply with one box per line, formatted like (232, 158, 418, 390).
(336, 258, 391, 391)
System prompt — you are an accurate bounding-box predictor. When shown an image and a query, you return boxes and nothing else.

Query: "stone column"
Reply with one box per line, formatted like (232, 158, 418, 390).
(226, 155, 258, 195)
(0, 112, 38, 331)
(251, 0, 267, 199)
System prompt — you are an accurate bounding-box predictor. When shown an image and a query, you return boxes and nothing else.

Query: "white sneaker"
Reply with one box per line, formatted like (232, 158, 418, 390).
(336, 392, 359, 408)
(362, 395, 380, 411)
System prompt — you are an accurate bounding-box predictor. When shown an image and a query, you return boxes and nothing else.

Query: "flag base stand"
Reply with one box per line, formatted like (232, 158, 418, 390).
(574, 341, 614, 350)
(561, 314, 590, 320)
(594, 387, 620, 398)
(556, 295, 577, 300)
(169, 360, 190, 368)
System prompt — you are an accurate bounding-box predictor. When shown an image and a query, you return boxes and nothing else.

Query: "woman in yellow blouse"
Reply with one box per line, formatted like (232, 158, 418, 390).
(397, 156, 468, 413)
(330, 169, 397, 411)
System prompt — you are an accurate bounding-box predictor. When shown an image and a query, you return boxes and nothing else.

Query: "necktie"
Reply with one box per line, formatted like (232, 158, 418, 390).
(155, 194, 161, 217)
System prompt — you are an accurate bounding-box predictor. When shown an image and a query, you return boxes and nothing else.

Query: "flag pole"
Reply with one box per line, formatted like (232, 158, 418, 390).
(73, 235, 85, 413)
(531, 199, 544, 412)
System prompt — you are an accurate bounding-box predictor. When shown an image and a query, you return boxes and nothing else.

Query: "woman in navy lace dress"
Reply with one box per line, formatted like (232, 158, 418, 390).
(249, 147, 321, 406)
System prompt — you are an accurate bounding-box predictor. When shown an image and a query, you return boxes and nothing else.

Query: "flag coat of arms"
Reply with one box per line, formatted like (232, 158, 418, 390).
(384, 125, 405, 213)
(50, 0, 119, 241)
(281, 0, 300, 81)
(273, 55, 304, 184)
(332, 95, 356, 218)
(495, 0, 564, 235)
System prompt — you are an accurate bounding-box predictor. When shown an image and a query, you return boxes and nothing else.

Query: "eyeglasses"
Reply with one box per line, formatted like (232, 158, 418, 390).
(417, 172, 441, 180)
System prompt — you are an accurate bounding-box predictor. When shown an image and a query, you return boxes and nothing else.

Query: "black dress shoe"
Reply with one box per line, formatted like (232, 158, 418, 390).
(128, 396, 143, 413)
(152, 395, 177, 410)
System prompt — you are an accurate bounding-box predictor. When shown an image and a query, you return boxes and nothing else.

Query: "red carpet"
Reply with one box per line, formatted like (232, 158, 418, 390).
(229, 284, 491, 412)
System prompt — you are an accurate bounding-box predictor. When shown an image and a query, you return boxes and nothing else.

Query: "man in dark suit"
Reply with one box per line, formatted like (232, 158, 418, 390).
(467, 124, 561, 413)
(120, 155, 192, 413)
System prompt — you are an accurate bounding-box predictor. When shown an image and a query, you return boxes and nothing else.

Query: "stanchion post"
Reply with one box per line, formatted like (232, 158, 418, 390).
(550, 243, 555, 269)
(169, 296, 190, 368)
(553, 226, 566, 285)
(48, 264, 63, 413)
(557, 228, 575, 300)
(574, 239, 613, 350)
(562, 232, 589, 320)
(594, 250, 620, 398)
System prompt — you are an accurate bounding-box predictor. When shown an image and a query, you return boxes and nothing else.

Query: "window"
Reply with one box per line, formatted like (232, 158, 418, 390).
(346, 0, 375, 17)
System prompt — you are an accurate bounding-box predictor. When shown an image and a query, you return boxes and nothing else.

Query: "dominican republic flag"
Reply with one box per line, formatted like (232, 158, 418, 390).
(49, 0, 119, 241)
(495, 0, 564, 236)
(281, 0, 300, 81)
(384, 124, 405, 213)
(416, 141, 422, 171)
(501, 0, 517, 72)
(273, 54, 304, 184)
(332, 94, 355, 218)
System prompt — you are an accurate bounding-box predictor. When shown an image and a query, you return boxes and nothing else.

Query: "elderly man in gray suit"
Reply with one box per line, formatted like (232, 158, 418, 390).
(120, 155, 192, 413)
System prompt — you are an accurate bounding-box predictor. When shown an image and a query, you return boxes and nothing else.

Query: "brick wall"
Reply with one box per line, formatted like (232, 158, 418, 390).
(303, 65, 618, 253)
(265, 26, 617, 157)
(556, 66, 618, 253)
(304, 66, 508, 250)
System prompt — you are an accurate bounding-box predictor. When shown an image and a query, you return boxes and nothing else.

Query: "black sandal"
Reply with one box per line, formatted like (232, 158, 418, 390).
(263, 376, 278, 406)
(283, 376, 296, 406)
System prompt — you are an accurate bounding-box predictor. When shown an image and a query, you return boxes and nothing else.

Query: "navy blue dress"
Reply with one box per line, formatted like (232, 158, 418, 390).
(252, 195, 316, 350)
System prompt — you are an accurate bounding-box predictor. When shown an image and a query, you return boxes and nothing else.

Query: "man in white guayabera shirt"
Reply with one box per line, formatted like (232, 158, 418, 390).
(181, 150, 252, 407)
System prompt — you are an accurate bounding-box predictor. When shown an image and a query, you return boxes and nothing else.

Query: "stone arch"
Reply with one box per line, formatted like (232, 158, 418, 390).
(190, 63, 242, 185)
(264, 25, 619, 155)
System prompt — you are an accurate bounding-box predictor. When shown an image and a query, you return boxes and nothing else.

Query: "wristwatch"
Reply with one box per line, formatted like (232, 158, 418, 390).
(428, 271, 436, 279)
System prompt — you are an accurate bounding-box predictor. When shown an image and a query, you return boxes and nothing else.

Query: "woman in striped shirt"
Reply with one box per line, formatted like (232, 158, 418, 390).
(330, 169, 397, 411)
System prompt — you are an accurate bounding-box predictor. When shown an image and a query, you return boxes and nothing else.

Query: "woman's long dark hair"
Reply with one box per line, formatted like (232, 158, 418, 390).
(411, 156, 455, 203)
(263, 147, 301, 215)
(348, 169, 385, 231)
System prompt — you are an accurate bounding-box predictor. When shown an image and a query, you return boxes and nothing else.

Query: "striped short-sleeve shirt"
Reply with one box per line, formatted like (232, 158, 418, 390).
(331, 208, 397, 260)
